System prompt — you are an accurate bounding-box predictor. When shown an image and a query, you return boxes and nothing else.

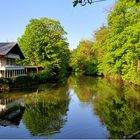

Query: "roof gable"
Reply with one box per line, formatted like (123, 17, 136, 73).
(0, 42, 25, 59)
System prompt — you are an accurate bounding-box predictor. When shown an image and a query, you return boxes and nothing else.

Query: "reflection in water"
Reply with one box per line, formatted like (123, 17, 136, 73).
(22, 84, 69, 136)
(0, 94, 25, 127)
(68, 76, 98, 102)
(69, 76, 140, 139)
(0, 76, 140, 138)
(91, 78, 140, 139)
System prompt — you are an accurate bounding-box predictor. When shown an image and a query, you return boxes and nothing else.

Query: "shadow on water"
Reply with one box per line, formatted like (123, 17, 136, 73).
(0, 76, 140, 138)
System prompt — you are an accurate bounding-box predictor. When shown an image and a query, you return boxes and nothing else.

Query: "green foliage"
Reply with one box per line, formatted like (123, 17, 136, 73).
(0, 71, 56, 90)
(71, 0, 140, 85)
(84, 57, 98, 75)
(93, 26, 109, 75)
(70, 26, 108, 76)
(23, 84, 69, 136)
(16, 1, 140, 85)
(92, 78, 140, 139)
(103, 0, 140, 83)
(0, 78, 12, 85)
(18, 17, 70, 78)
(70, 40, 98, 75)
(69, 76, 140, 138)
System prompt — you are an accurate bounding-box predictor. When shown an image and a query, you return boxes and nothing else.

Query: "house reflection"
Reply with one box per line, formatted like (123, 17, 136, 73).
(0, 97, 25, 127)
(0, 104, 6, 112)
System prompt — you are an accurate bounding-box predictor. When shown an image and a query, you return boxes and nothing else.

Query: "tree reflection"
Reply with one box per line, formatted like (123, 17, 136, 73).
(22, 84, 69, 136)
(69, 76, 140, 139)
(68, 76, 97, 102)
(92, 79, 140, 139)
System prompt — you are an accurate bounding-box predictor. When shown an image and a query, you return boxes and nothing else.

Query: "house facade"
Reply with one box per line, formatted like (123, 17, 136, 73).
(0, 42, 42, 78)
(0, 42, 26, 78)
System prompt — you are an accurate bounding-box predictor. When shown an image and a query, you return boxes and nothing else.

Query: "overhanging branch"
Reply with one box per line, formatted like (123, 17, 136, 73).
(73, 0, 140, 7)
(73, 0, 107, 7)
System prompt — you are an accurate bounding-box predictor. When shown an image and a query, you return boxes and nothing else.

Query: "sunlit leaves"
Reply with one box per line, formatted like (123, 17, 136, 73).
(70, 40, 98, 75)
(102, 0, 140, 83)
(18, 17, 70, 78)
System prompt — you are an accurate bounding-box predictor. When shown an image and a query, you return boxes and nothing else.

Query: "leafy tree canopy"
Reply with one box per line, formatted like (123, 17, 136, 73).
(18, 17, 70, 78)
(104, 0, 140, 83)
(70, 40, 98, 75)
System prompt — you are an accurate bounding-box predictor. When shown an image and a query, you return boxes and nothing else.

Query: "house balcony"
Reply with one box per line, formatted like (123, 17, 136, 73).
(0, 65, 26, 78)
(0, 65, 43, 78)
(0, 65, 25, 70)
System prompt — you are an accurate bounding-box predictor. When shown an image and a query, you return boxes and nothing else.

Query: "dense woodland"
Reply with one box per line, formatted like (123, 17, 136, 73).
(71, 0, 140, 84)
(18, 0, 140, 85)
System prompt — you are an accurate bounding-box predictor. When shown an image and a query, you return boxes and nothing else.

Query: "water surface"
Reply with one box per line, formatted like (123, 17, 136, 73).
(0, 76, 140, 139)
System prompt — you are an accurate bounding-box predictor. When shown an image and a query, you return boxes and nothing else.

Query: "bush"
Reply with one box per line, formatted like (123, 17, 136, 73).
(0, 70, 53, 90)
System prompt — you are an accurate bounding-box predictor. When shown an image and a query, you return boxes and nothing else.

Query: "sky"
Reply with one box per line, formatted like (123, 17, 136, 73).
(0, 0, 115, 50)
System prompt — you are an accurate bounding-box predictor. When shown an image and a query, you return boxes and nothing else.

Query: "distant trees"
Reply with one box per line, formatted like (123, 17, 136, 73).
(93, 26, 108, 75)
(70, 40, 98, 75)
(70, 25, 108, 76)
(18, 18, 70, 78)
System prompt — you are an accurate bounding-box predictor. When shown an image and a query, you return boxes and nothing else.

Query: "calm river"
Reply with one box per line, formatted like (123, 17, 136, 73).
(0, 76, 140, 139)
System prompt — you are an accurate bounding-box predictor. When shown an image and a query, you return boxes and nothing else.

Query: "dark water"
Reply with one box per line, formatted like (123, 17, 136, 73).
(0, 76, 140, 139)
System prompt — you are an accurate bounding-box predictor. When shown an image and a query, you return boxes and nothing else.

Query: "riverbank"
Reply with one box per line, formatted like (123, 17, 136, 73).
(73, 72, 140, 91)
(1, 71, 139, 92)
(0, 71, 57, 91)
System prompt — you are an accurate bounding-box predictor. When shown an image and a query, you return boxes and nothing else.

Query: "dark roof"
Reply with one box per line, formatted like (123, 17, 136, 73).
(0, 42, 25, 59)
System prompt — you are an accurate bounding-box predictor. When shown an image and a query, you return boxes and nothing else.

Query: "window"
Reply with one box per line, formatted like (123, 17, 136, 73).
(7, 58, 16, 65)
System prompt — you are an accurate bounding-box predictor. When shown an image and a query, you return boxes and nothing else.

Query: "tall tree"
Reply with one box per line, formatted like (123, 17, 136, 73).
(93, 25, 109, 75)
(18, 18, 70, 77)
(104, 0, 140, 83)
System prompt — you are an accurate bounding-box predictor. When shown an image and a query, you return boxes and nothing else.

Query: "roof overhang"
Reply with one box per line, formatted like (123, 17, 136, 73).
(0, 42, 25, 59)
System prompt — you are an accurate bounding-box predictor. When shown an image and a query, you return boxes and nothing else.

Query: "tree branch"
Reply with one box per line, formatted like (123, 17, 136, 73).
(73, 0, 140, 7)
(73, 0, 107, 7)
